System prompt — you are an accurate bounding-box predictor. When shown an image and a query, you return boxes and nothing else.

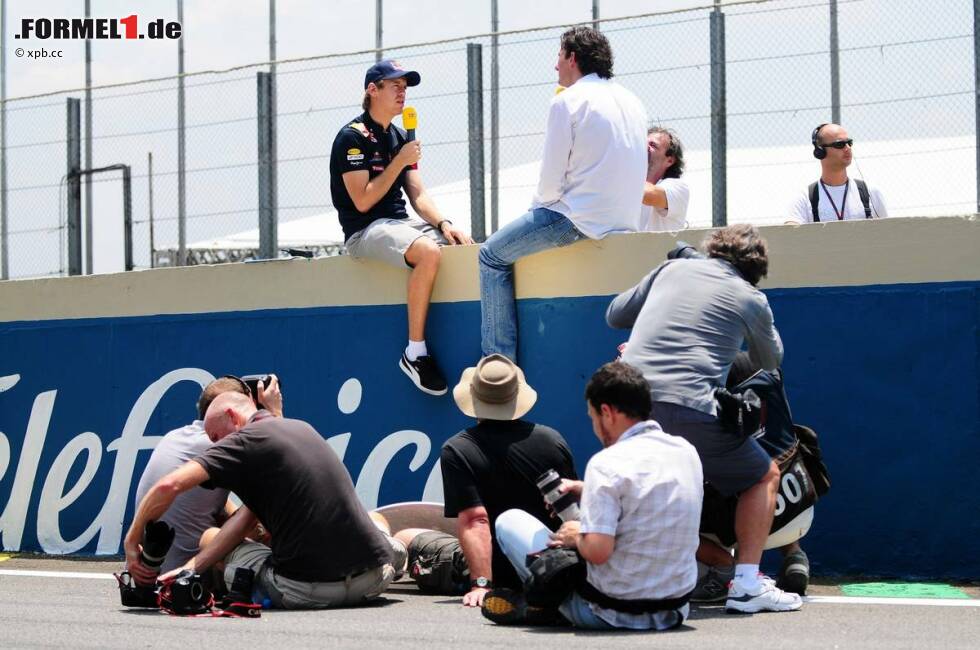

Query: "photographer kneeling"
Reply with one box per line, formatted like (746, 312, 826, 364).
(124, 392, 401, 609)
(607, 224, 802, 613)
(486, 363, 702, 630)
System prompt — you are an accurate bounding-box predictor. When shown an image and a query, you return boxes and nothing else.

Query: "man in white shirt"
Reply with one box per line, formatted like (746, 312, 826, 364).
(785, 123, 888, 224)
(478, 26, 648, 362)
(486, 362, 703, 630)
(642, 127, 689, 232)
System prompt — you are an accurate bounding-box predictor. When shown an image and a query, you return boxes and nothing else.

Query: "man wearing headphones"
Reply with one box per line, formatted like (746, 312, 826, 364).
(785, 123, 888, 224)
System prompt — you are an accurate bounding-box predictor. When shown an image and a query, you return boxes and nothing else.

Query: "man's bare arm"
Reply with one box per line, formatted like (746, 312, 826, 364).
(643, 181, 669, 209)
(123, 460, 209, 584)
(342, 141, 421, 213)
(457, 505, 492, 607)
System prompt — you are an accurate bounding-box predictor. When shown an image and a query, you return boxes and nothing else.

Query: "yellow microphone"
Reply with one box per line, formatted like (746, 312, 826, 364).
(402, 106, 418, 141)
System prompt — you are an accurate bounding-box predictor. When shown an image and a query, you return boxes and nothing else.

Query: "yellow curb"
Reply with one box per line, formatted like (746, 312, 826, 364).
(0, 554, 12, 562)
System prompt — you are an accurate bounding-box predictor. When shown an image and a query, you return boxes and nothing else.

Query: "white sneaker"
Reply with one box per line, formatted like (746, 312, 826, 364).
(725, 575, 803, 613)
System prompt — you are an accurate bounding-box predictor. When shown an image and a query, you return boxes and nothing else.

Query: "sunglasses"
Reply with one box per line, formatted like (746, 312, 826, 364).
(824, 139, 854, 149)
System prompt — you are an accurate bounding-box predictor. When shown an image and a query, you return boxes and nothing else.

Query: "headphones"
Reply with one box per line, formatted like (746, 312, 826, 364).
(811, 123, 829, 160)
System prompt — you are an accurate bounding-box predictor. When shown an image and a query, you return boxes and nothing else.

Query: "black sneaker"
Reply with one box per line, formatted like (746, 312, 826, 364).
(776, 550, 810, 596)
(481, 588, 564, 626)
(691, 564, 735, 603)
(399, 353, 448, 396)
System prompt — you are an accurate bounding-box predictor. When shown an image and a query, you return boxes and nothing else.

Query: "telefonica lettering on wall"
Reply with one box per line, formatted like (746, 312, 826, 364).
(0, 368, 445, 555)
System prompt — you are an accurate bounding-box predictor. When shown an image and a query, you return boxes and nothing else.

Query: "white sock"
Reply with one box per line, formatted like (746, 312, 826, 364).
(734, 564, 761, 590)
(405, 340, 428, 362)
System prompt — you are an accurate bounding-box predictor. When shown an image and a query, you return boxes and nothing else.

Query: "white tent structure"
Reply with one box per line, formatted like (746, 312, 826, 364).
(186, 135, 974, 257)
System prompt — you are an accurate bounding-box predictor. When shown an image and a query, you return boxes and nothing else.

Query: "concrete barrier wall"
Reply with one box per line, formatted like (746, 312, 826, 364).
(1, 216, 977, 579)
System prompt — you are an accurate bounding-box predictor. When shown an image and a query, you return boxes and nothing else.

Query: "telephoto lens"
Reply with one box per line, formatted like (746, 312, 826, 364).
(536, 469, 580, 522)
(140, 520, 176, 570)
(667, 240, 705, 261)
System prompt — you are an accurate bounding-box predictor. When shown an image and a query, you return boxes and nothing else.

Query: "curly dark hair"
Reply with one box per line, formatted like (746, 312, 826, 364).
(560, 26, 614, 79)
(648, 126, 685, 179)
(703, 224, 770, 286)
(585, 362, 652, 421)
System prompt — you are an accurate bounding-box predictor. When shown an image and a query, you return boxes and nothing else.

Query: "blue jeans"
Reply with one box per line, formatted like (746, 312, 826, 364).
(479, 208, 585, 360)
(494, 509, 613, 630)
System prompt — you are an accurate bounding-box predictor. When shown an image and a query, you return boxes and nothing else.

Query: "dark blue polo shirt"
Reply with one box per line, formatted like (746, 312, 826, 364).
(330, 111, 415, 241)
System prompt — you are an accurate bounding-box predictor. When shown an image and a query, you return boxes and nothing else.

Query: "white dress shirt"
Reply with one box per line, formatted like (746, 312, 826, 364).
(531, 73, 648, 239)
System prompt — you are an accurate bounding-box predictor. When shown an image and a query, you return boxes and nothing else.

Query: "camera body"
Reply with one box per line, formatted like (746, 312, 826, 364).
(536, 469, 580, 522)
(667, 240, 705, 261)
(240, 374, 280, 410)
(161, 570, 212, 615)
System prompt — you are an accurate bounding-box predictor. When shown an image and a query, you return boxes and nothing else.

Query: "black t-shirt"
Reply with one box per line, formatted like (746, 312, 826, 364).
(440, 420, 578, 588)
(329, 111, 415, 241)
(194, 412, 392, 582)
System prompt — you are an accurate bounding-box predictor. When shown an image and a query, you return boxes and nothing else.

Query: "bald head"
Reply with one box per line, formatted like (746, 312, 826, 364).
(204, 392, 257, 442)
(815, 123, 853, 174)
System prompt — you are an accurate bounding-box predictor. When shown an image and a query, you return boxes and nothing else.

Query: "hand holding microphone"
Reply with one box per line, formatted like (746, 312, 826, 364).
(396, 105, 422, 168)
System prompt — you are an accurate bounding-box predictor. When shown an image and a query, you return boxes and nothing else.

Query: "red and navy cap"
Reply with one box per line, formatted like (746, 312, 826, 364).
(364, 59, 421, 89)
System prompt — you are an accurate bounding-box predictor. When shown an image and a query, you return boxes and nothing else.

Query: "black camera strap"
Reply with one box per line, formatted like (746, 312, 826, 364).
(578, 580, 693, 615)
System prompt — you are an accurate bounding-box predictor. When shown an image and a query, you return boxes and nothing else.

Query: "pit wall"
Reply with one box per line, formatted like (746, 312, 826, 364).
(1, 216, 977, 580)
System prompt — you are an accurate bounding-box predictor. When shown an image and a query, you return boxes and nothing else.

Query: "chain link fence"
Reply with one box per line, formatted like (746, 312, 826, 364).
(0, 0, 975, 279)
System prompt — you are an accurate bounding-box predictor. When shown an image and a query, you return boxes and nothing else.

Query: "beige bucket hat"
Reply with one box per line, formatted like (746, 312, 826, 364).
(453, 354, 538, 420)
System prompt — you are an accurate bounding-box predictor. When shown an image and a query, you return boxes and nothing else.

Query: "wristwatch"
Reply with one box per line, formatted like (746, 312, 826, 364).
(436, 219, 452, 232)
(472, 576, 492, 589)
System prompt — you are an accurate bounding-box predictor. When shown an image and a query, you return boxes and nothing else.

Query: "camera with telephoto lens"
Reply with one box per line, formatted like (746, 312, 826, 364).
(667, 240, 705, 261)
(536, 469, 580, 522)
(116, 519, 175, 607)
(240, 374, 281, 410)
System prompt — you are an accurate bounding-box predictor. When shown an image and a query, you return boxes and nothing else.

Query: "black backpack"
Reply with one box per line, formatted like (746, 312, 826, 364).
(809, 179, 871, 221)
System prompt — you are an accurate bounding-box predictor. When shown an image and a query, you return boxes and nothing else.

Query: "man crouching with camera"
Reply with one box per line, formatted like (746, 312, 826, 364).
(485, 363, 703, 630)
(124, 391, 403, 609)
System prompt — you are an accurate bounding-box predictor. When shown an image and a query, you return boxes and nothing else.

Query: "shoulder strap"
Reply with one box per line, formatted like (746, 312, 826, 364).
(854, 179, 872, 218)
(808, 182, 820, 222)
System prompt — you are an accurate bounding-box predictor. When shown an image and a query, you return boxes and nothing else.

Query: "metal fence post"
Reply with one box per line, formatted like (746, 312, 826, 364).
(148, 152, 155, 267)
(830, 0, 841, 125)
(467, 43, 486, 242)
(122, 165, 133, 271)
(975, 0, 979, 214)
(67, 98, 82, 276)
(257, 72, 278, 260)
(710, 2, 727, 228)
(0, 0, 7, 279)
(177, 0, 187, 266)
(593, 0, 600, 30)
(84, 0, 93, 275)
(490, 0, 499, 234)
(375, 0, 383, 62)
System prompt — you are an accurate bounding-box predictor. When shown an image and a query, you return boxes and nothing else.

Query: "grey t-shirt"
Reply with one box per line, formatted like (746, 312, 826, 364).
(134, 421, 229, 572)
(607, 257, 782, 415)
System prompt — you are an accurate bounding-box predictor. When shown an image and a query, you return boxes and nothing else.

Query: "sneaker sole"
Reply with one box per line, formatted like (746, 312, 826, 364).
(398, 358, 448, 396)
(776, 570, 809, 596)
(482, 594, 521, 625)
(725, 599, 803, 614)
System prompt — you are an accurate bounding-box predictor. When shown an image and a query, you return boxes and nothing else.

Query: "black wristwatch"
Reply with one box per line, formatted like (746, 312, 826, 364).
(436, 219, 452, 232)
(471, 576, 492, 589)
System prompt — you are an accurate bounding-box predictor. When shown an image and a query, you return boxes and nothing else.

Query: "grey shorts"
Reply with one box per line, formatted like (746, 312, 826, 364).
(651, 401, 771, 497)
(345, 216, 448, 269)
(223, 539, 399, 609)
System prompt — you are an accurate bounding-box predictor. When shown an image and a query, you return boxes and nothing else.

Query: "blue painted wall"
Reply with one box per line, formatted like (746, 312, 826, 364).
(1, 280, 978, 579)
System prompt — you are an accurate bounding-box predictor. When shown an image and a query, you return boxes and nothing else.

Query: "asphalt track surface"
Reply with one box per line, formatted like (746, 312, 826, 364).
(0, 558, 977, 649)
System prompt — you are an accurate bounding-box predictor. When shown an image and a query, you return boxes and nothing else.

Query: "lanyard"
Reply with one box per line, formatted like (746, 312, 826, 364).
(819, 180, 849, 221)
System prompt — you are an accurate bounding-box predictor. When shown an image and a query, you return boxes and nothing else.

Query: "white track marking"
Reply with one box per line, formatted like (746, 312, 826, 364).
(805, 595, 980, 608)
(0, 569, 116, 580)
